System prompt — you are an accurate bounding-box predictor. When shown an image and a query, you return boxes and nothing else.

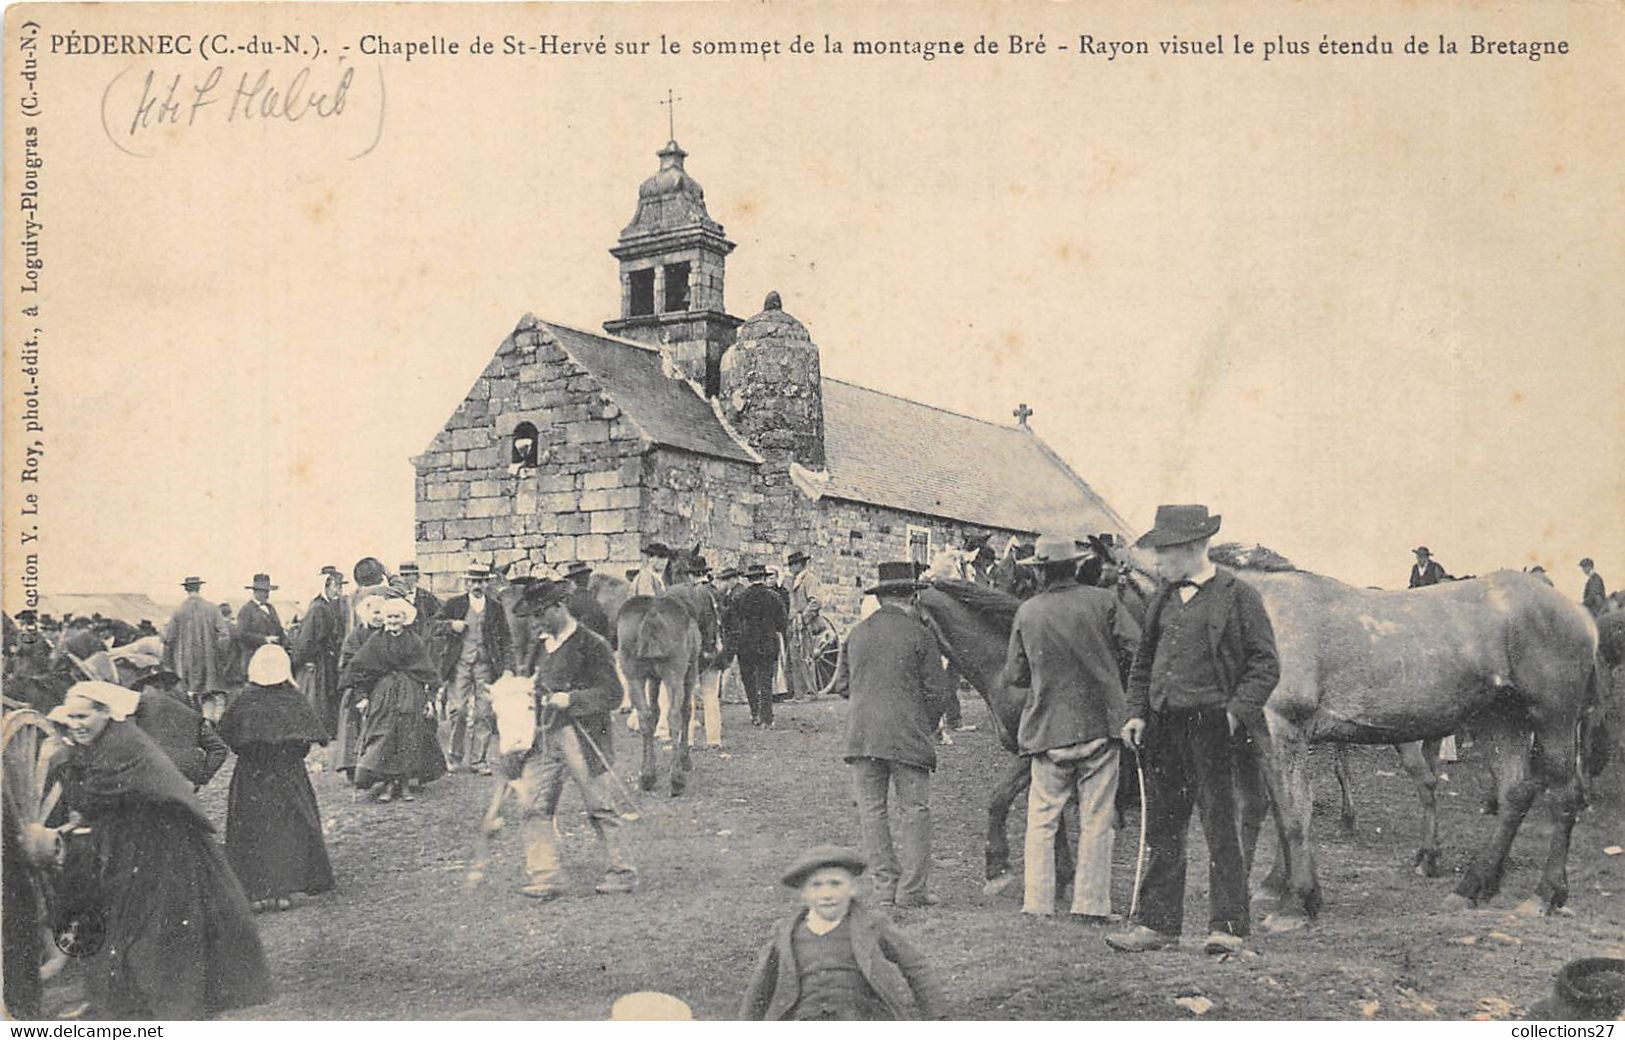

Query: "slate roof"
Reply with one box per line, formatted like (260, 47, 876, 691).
(545, 322, 756, 464)
(534, 321, 1127, 537)
(820, 379, 1129, 538)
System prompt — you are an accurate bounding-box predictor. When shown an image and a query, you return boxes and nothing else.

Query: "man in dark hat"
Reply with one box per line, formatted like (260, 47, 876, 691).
(562, 561, 612, 642)
(831, 563, 952, 909)
(161, 576, 234, 714)
(726, 564, 790, 728)
(292, 567, 348, 739)
(507, 579, 636, 899)
(1580, 558, 1608, 618)
(236, 574, 286, 665)
(632, 543, 672, 598)
(1408, 546, 1450, 588)
(1108, 505, 1279, 956)
(1004, 534, 1140, 920)
(432, 563, 511, 775)
(8, 610, 52, 679)
(397, 562, 442, 642)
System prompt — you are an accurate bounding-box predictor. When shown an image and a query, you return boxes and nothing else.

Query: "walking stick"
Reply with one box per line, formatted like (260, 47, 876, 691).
(1129, 743, 1149, 921)
(570, 719, 642, 823)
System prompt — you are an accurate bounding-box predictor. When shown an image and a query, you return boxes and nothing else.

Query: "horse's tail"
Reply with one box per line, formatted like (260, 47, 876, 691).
(632, 605, 681, 660)
(1578, 654, 1613, 790)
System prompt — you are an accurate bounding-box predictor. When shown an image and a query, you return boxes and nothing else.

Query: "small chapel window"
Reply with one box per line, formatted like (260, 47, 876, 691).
(629, 269, 656, 316)
(511, 421, 539, 468)
(907, 525, 932, 568)
(663, 262, 691, 312)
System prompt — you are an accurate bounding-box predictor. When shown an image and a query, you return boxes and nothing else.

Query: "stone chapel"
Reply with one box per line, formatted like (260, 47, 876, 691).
(413, 138, 1129, 624)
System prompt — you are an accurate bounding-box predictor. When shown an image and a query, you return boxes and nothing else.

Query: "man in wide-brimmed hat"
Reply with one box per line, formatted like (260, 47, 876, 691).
(631, 542, 672, 598)
(431, 563, 510, 775)
(507, 579, 636, 899)
(162, 575, 234, 712)
(235, 574, 286, 667)
(1005, 533, 1141, 921)
(1407, 546, 1450, 589)
(1107, 505, 1279, 956)
(558, 561, 611, 642)
(831, 563, 952, 909)
(725, 564, 789, 727)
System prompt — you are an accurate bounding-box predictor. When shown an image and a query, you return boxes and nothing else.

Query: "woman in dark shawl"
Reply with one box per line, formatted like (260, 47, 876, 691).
(217, 646, 335, 912)
(49, 681, 272, 1020)
(338, 597, 446, 802)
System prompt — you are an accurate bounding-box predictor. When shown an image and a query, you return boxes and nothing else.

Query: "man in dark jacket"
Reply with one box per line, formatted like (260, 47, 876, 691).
(130, 668, 230, 789)
(236, 574, 287, 662)
(1408, 546, 1450, 588)
(726, 564, 789, 727)
(508, 580, 634, 899)
(1109, 505, 1279, 955)
(293, 567, 347, 737)
(1580, 558, 1608, 618)
(397, 562, 442, 643)
(832, 563, 952, 909)
(1004, 534, 1140, 920)
(433, 564, 511, 776)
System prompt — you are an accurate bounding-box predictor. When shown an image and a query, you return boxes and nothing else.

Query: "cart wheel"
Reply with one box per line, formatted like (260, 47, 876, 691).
(805, 616, 843, 696)
(2, 709, 72, 979)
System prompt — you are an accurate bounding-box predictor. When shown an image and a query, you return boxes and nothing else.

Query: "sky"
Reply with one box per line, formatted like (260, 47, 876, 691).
(4, 1, 1621, 610)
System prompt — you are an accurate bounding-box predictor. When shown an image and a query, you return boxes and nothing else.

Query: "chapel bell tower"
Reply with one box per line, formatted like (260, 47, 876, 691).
(603, 139, 741, 396)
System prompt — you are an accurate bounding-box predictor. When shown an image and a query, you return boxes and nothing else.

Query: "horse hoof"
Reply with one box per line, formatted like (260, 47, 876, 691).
(1441, 892, 1475, 912)
(1261, 912, 1309, 933)
(1339, 816, 1358, 836)
(982, 873, 1017, 897)
(639, 774, 657, 793)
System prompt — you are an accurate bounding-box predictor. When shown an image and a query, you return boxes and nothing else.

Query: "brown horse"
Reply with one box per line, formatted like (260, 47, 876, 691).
(616, 590, 701, 796)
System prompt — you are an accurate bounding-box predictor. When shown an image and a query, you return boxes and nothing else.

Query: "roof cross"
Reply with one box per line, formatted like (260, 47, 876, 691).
(660, 89, 683, 141)
(1013, 402, 1034, 427)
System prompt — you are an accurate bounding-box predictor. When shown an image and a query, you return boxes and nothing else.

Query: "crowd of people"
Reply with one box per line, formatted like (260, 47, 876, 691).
(0, 521, 1614, 1022)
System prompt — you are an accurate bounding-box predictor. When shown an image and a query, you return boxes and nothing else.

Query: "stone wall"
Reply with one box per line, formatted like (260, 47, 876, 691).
(639, 447, 760, 568)
(412, 318, 651, 596)
(811, 498, 1023, 627)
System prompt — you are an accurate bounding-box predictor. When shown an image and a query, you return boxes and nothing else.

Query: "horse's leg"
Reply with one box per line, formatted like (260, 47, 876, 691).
(1448, 717, 1534, 909)
(1332, 744, 1357, 835)
(1395, 741, 1441, 877)
(1529, 716, 1583, 913)
(466, 773, 513, 890)
(1260, 717, 1321, 930)
(670, 658, 696, 797)
(984, 756, 1029, 890)
(635, 674, 659, 792)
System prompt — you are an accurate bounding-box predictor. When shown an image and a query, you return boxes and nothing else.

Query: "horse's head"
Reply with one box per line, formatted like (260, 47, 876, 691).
(913, 581, 1025, 748)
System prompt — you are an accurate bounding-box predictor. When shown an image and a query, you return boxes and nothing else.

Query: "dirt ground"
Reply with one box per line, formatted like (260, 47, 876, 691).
(102, 693, 1625, 1020)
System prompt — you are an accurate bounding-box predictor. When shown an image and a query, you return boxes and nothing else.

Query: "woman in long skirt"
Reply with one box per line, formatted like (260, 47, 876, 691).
(50, 681, 272, 1020)
(339, 597, 446, 802)
(217, 646, 335, 912)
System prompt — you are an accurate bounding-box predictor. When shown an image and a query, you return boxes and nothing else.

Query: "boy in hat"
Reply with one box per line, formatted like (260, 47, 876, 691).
(725, 564, 789, 727)
(831, 564, 952, 908)
(432, 563, 511, 776)
(1005, 533, 1140, 921)
(507, 579, 636, 899)
(1108, 505, 1279, 955)
(741, 845, 945, 1020)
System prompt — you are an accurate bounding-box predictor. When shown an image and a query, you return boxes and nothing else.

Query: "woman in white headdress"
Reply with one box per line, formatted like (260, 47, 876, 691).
(339, 595, 446, 802)
(50, 681, 271, 1019)
(216, 646, 335, 912)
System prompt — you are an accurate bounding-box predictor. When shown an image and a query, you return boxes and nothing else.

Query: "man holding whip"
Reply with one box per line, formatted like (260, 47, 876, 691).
(505, 579, 638, 900)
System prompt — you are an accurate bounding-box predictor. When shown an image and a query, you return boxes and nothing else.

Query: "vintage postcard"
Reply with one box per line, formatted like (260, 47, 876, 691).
(3, 0, 1622, 1025)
